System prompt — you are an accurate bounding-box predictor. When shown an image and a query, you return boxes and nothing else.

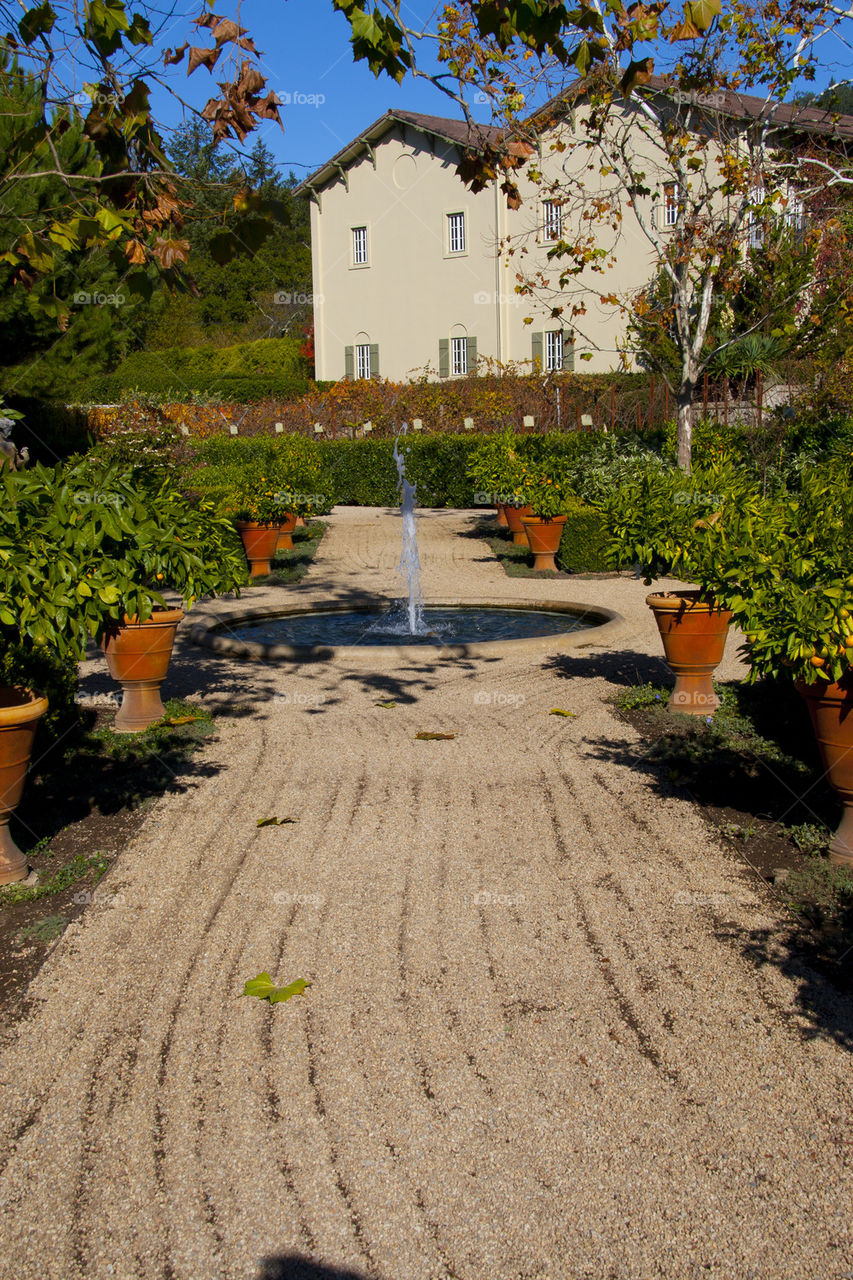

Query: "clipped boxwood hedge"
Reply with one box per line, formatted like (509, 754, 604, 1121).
(556, 499, 614, 573)
(86, 371, 313, 403)
(82, 337, 311, 403)
(318, 436, 478, 508)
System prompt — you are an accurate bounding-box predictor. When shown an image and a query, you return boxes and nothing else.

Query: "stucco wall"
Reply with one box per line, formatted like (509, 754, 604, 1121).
(308, 107, 708, 380)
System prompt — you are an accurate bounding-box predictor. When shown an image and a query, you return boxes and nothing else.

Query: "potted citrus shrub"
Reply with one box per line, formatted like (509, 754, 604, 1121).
(466, 429, 530, 540)
(273, 434, 335, 538)
(2, 456, 247, 739)
(603, 460, 756, 715)
(518, 468, 569, 572)
(233, 475, 294, 575)
(0, 687, 49, 884)
(687, 460, 853, 868)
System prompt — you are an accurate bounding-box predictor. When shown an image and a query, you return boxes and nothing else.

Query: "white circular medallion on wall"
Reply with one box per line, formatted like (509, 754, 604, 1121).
(392, 152, 418, 190)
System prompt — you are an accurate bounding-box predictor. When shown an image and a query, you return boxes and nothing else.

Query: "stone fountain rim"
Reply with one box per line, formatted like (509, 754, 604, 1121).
(187, 596, 626, 663)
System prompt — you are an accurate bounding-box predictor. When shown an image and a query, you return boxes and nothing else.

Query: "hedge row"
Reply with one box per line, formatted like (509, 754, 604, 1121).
(556, 501, 612, 573)
(318, 437, 478, 507)
(81, 337, 311, 403)
(186, 431, 658, 509)
(86, 372, 315, 403)
(183, 433, 617, 572)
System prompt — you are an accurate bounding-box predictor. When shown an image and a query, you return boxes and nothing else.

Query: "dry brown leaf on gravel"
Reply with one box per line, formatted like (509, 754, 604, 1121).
(256, 816, 299, 827)
(415, 732, 456, 740)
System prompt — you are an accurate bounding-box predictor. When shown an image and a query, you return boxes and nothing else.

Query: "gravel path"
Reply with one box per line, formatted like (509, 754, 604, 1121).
(1, 507, 851, 1280)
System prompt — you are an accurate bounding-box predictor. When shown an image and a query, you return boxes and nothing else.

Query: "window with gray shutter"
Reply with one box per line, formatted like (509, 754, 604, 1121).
(531, 332, 544, 372)
(466, 336, 478, 373)
(545, 330, 563, 371)
(438, 339, 450, 378)
(562, 339, 575, 372)
(355, 343, 370, 379)
(451, 336, 467, 376)
(369, 343, 379, 379)
(345, 346, 354, 380)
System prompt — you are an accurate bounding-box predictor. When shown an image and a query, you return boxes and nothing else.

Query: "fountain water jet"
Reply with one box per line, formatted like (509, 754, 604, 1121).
(189, 431, 627, 659)
(392, 423, 427, 635)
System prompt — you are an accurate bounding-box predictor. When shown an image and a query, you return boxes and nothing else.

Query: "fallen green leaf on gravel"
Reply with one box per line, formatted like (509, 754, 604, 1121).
(376, 700, 397, 708)
(549, 708, 578, 718)
(256, 816, 299, 827)
(163, 715, 203, 726)
(415, 732, 456, 740)
(242, 974, 311, 1003)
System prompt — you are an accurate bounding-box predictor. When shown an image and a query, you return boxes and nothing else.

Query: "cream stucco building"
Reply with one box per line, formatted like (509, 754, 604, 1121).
(295, 106, 627, 382)
(296, 90, 850, 383)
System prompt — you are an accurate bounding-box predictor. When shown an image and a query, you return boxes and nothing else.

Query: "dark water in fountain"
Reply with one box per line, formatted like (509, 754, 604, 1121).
(225, 605, 595, 648)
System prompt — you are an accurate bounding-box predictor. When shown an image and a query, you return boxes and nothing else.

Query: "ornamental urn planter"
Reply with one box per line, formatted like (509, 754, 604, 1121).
(646, 590, 732, 716)
(236, 521, 280, 576)
(503, 503, 533, 547)
(520, 514, 567, 573)
(0, 688, 48, 884)
(275, 512, 299, 552)
(797, 675, 853, 869)
(102, 608, 184, 733)
(495, 502, 509, 529)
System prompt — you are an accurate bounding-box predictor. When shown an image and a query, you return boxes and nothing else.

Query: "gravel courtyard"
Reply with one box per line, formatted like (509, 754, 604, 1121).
(0, 507, 850, 1280)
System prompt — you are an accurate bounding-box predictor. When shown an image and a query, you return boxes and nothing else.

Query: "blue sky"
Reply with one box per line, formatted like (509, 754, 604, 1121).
(142, 0, 848, 181)
(151, 0, 484, 180)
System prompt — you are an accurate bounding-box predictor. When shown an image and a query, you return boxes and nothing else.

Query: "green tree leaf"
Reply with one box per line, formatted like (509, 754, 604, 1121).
(242, 973, 311, 1003)
(18, 3, 56, 45)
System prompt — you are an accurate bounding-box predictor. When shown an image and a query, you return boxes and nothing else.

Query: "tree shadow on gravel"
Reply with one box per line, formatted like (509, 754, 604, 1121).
(564, 658, 853, 1046)
(15, 707, 225, 854)
(717, 920, 853, 1052)
(543, 647, 674, 689)
(258, 1257, 374, 1280)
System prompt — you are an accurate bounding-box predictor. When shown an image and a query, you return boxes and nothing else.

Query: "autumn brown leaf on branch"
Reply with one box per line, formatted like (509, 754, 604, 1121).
(164, 43, 188, 66)
(212, 18, 248, 45)
(188, 45, 221, 74)
(236, 61, 265, 96)
(253, 91, 281, 122)
(152, 237, 190, 269)
(125, 239, 147, 264)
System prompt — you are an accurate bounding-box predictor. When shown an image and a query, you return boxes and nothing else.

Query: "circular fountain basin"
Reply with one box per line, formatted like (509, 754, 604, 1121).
(188, 597, 625, 662)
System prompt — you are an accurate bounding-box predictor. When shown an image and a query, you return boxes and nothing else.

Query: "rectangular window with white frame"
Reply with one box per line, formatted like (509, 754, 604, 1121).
(662, 182, 679, 228)
(783, 184, 804, 232)
(545, 330, 564, 372)
(451, 336, 468, 376)
(542, 199, 563, 241)
(352, 225, 368, 266)
(447, 211, 466, 254)
(748, 184, 765, 249)
(355, 343, 371, 379)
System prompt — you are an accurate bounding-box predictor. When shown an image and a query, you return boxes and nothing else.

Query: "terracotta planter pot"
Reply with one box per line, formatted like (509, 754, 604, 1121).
(0, 687, 48, 884)
(503, 503, 533, 547)
(797, 675, 853, 868)
(102, 608, 184, 734)
(646, 590, 732, 716)
(236, 521, 280, 576)
(520, 515, 567, 572)
(495, 502, 509, 529)
(275, 512, 299, 552)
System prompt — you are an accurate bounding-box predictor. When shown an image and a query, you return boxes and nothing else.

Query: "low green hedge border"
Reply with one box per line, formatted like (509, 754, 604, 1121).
(556, 500, 613, 574)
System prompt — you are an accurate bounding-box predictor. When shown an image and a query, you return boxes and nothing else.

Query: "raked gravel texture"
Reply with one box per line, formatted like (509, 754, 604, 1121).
(1, 506, 851, 1280)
